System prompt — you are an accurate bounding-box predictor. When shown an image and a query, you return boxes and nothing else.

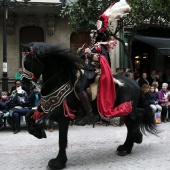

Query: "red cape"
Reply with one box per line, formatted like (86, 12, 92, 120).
(97, 56, 132, 118)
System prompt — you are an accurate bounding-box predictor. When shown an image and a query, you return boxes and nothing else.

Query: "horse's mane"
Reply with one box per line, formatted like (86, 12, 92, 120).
(26, 42, 82, 86)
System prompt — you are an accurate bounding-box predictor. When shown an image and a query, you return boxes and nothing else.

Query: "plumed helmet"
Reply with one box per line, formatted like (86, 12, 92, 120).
(96, 0, 131, 34)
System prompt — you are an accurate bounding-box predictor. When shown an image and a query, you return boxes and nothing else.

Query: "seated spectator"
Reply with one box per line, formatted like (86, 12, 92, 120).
(28, 85, 41, 108)
(152, 81, 159, 92)
(158, 83, 170, 122)
(0, 91, 11, 129)
(123, 68, 133, 80)
(10, 80, 27, 96)
(115, 68, 121, 75)
(141, 84, 150, 95)
(138, 73, 149, 87)
(148, 86, 162, 123)
(10, 88, 31, 134)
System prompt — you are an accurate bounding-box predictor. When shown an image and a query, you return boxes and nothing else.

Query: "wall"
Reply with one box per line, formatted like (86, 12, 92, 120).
(0, 14, 72, 92)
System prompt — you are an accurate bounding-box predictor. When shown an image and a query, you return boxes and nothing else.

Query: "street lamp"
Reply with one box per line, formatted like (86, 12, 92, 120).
(1, 0, 8, 92)
(1, 0, 25, 92)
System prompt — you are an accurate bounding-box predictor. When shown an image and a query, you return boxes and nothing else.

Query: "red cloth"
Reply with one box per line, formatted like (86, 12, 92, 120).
(97, 56, 132, 118)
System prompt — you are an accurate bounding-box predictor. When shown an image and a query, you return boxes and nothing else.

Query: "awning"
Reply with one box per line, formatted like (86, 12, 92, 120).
(134, 34, 170, 55)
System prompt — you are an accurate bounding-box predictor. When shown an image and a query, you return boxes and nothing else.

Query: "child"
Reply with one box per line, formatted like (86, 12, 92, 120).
(0, 91, 11, 129)
(148, 86, 162, 123)
(152, 81, 159, 92)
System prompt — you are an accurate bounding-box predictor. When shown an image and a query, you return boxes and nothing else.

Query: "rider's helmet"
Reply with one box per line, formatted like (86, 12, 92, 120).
(96, 0, 131, 34)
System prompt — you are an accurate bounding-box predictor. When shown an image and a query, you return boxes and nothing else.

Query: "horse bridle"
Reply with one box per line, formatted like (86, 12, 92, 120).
(22, 49, 65, 91)
(22, 50, 44, 81)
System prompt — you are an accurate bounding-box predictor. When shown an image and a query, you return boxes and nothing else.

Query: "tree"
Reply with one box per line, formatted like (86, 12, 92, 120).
(126, 0, 170, 31)
(63, 0, 170, 33)
(62, 0, 170, 72)
(62, 0, 114, 32)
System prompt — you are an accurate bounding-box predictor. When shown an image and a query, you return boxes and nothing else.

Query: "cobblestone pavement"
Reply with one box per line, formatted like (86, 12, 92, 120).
(0, 122, 170, 170)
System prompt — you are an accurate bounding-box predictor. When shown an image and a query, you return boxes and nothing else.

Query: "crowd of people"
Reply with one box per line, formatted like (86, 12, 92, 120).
(0, 72, 55, 134)
(115, 68, 170, 123)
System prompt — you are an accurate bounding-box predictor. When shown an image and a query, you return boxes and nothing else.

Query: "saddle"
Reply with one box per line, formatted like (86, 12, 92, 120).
(74, 70, 100, 101)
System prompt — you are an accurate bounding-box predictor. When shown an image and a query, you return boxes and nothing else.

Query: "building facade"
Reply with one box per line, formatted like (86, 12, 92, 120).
(0, 0, 120, 91)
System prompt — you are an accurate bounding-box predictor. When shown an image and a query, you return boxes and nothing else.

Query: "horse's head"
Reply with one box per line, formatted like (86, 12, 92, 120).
(21, 42, 45, 82)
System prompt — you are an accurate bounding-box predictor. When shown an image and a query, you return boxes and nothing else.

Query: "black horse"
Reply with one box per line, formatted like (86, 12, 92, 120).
(22, 42, 157, 170)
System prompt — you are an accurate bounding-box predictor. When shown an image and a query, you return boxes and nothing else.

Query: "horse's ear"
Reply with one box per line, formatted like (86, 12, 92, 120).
(20, 43, 30, 52)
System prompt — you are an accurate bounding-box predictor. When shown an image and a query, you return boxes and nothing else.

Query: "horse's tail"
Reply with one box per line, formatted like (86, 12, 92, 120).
(138, 90, 158, 135)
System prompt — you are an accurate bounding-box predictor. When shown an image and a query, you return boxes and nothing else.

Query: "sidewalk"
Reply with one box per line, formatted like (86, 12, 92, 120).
(0, 123, 170, 170)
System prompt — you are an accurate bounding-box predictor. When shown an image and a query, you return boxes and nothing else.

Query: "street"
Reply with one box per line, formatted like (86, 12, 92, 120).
(0, 123, 170, 170)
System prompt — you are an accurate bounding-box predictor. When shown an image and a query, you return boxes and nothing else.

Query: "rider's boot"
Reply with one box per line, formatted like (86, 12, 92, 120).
(85, 87, 92, 102)
(76, 91, 95, 126)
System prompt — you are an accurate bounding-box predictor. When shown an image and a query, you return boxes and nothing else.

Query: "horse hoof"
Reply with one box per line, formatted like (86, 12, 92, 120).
(46, 165, 56, 170)
(48, 158, 67, 170)
(116, 150, 131, 156)
(46, 165, 65, 170)
(117, 145, 132, 156)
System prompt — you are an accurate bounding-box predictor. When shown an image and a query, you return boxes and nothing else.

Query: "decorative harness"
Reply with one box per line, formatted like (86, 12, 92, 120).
(41, 81, 73, 113)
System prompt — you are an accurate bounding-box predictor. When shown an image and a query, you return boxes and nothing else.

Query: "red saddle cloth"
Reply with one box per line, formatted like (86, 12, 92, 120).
(97, 56, 132, 118)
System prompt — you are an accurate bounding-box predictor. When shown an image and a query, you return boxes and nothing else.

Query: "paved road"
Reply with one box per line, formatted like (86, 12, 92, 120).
(0, 123, 170, 170)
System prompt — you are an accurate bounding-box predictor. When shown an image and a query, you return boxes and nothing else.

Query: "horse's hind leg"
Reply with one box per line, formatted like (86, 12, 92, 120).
(48, 117, 70, 170)
(116, 115, 143, 156)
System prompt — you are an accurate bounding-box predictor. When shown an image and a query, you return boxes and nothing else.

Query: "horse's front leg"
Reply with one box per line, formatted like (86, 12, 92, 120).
(48, 116, 70, 170)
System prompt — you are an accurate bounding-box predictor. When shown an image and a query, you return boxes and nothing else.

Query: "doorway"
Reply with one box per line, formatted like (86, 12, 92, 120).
(19, 26, 44, 66)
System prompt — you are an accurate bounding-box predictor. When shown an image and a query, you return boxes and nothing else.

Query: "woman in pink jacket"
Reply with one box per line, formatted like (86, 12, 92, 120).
(158, 83, 170, 122)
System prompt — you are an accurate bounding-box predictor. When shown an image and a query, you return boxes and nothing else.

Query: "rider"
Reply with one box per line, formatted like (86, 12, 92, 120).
(75, 29, 133, 126)
(75, 30, 110, 126)
(75, 0, 132, 126)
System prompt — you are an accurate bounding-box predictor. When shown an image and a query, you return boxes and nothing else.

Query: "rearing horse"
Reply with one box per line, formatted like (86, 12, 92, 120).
(22, 42, 157, 170)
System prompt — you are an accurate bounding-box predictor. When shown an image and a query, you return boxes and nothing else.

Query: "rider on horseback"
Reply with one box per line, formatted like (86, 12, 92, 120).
(75, 30, 111, 126)
(75, 1, 133, 126)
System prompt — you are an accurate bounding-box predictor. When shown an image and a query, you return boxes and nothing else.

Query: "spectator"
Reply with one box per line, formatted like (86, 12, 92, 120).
(10, 88, 31, 134)
(148, 70, 159, 85)
(141, 84, 150, 95)
(115, 68, 122, 75)
(148, 86, 162, 123)
(0, 91, 11, 129)
(158, 83, 170, 122)
(123, 68, 133, 80)
(134, 69, 140, 80)
(152, 81, 159, 92)
(125, 72, 133, 80)
(138, 73, 149, 87)
(28, 85, 41, 108)
(10, 80, 27, 96)
(14, 68, 23, 81)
